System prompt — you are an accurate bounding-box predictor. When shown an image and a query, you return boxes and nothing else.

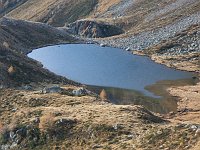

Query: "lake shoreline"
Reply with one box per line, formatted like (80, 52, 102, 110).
(28, 44, 198, 115)
(27, 41, 200, 117)
(90, 39, 200, 125)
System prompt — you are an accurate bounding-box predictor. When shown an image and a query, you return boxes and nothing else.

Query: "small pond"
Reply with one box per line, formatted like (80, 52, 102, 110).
(28, 44, 197, 113)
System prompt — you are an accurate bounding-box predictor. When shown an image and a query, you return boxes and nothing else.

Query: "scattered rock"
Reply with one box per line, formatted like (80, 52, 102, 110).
(127, 134, 134, 140)
(92, 144, 103, 149)
(126, 47, 131, 51)
(21, 85, 32, 90)
(113, 124, 123, 130)
(11, 108, 17, 112)
(42, 86, 62, 94)
(190, 125, 198, 130)
(195, 128, 200, 137)
(100, 43, 106, 47)
(33, 117, 40, 123)
(72, 88, 87, 96)
(157, 130, 162, 135)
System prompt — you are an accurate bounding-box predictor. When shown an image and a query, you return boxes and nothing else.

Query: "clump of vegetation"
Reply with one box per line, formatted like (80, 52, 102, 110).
(0, 122, 17, 145)
(0, 122, 3, 133)
(39, 113, 77, 140)
(39, 113, 55, 133)
(141, 125, 199, 150)
(7, 65, 16, 75)
(100, 89, 107, 100)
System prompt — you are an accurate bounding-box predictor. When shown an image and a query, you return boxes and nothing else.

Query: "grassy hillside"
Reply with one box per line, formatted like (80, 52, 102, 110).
(0, 17, 77, 53)
(0, 0, 28, 17)
(0, 17, 79, 86)
(7, 0, 98, 27)
(91, 0, 200, 32)
(6, 0, 200, 31)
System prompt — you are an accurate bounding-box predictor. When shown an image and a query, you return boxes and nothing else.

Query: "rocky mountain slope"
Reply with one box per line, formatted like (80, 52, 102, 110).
(142, 24, 200, 72)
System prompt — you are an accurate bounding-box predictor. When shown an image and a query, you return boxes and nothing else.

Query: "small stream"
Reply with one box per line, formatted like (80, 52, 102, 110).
(28, 44, 197, 113)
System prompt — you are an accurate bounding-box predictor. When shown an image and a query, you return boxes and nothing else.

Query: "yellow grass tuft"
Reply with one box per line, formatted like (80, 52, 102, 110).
(100, 89, 107, 100)
(39, 113, 55, 133)
(7, 65, 16, 75)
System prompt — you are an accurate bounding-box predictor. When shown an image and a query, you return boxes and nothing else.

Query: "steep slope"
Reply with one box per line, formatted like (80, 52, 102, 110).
(93, 0, 200, 47)
(0, 17, 77, 53)
(0, 0, 28, 16)
(0, 17, 79, 87)
(92, 0, 200, 32)
(7, 0, 97, 27)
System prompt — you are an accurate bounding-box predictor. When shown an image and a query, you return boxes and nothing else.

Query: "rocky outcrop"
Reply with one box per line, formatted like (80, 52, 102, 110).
(66, 20, 124, 38)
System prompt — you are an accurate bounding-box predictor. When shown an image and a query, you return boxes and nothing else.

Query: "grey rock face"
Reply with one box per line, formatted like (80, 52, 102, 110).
(66, 20, 124, 38)
(42, 86, 62, 94)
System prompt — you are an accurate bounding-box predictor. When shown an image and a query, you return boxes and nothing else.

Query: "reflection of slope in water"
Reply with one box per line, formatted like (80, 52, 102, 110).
(88, 77, 198, 114)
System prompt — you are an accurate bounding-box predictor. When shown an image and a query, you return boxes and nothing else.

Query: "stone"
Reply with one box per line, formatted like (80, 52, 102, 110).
(9, 131, 16, 140)
(113, 124, 118, 130)
(157, 130, 162, 135)
(190, 125, 198, 130)
(126, 47, 131, 51)
(92, 145, 102, 149)
(42, 86, 62, 94)
(127, 134, 134, 140)
(22, 85, 32, 90)
(1, 144, 10, 150)
(113, 124, 123, 130)
(100, 43, 106, 47)
(33, 117, 40, 123)
(0, 85, 4, 89)
(195, 128, 200, 137)
(11, 108, 17, 112)
(72, 88, 87, 96)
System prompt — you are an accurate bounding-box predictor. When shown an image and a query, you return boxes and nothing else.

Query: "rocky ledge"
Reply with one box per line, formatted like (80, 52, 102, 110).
(65, 19, 124, 38)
